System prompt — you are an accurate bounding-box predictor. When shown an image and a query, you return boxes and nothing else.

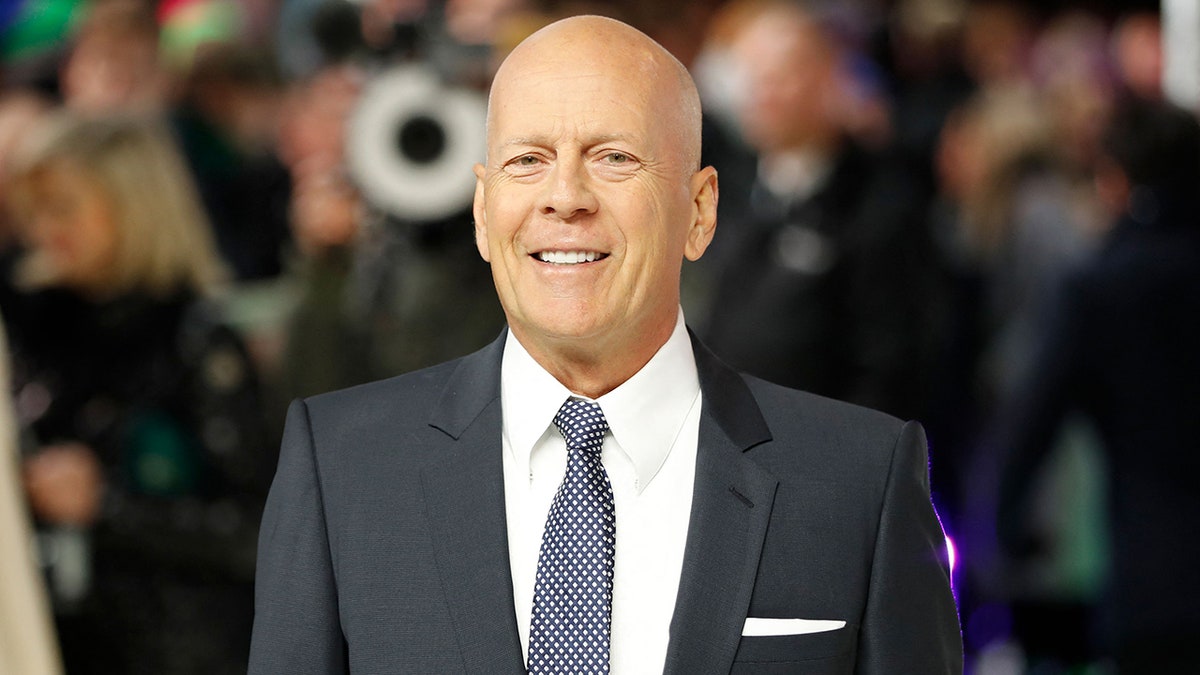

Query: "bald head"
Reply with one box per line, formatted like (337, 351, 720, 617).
(488, 15, 703, 172)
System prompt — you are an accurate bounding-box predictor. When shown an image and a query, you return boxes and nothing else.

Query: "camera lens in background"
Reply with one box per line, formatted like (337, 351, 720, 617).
(397, 115, 446, 165)
(346, 65, 486, 223)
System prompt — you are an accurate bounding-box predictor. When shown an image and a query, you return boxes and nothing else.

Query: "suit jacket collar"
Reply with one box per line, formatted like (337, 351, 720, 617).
(421, 329, 779, 674)
(421, 331, 525, 673)
(427, 330, 507, 440)
(428, 328, 770, 443)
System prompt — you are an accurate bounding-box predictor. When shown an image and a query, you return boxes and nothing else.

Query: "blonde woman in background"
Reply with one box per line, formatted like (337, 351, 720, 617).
(2, 113, 272, 675)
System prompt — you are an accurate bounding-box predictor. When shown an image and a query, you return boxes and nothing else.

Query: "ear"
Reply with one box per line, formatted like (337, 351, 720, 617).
(472, 163, 491, 262)
(683, 165, 719, 261)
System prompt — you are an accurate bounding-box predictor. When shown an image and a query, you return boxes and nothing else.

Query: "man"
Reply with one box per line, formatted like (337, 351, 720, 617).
(702, 2, 938, 421)
(250, 16, 960, 673)
(998, 98, 1200, 674)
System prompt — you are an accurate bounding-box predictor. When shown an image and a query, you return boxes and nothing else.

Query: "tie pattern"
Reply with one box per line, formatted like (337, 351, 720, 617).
(528, 399, 615, 674)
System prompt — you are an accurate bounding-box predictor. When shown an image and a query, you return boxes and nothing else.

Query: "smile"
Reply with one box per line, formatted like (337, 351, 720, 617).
(534, 250, 609, 265)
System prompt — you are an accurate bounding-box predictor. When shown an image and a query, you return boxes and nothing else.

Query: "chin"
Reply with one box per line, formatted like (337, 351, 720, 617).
(513, 306, 614, 346)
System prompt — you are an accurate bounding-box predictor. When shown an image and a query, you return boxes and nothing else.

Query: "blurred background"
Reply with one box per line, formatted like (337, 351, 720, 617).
(1, 0, 1197, 673)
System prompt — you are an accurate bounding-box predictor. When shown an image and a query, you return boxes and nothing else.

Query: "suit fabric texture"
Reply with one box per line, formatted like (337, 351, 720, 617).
(250, 332, 961, 674)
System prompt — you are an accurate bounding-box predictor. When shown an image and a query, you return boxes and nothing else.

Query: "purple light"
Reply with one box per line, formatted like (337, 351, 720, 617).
(945, 535, 957, 579)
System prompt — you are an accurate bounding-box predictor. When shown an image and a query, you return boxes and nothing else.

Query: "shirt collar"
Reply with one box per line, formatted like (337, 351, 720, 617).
(501, 309, 700, 494)
(759, 148, 833, 203)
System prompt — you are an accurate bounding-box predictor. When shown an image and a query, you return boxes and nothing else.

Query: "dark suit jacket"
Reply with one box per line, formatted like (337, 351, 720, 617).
(249, 333, 961, 674)
(701, 141, 938, 421)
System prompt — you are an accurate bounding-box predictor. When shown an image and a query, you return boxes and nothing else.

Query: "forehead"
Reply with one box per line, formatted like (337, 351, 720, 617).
(737, 12, 825, 63)
(488, 49, 663, 142)
(494, 69, 648, 128)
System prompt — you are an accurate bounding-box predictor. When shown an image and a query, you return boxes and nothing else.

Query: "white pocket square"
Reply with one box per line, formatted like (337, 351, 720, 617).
(742, 618, 847, 636)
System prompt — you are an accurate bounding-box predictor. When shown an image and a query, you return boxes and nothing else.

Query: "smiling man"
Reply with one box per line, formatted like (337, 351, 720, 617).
(249, 16, 961, 674)
(473, 17, 713, 400)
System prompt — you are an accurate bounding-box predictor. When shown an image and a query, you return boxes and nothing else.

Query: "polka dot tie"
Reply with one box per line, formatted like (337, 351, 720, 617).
(528, 398, 615, 674)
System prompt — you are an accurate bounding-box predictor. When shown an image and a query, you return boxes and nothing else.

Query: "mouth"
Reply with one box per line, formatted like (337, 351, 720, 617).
(532, 250, 610, 265)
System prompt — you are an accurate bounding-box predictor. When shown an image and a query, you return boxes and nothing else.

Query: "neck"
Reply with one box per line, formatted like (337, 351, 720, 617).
(511, 312, 679, 399)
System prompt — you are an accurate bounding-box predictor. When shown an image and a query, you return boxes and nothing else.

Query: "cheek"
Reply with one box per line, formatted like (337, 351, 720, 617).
(622, 193, 688, 270)
(25, 208, 76, 256)
(71, 205, 120, 267)
(483, 190, 532, 250)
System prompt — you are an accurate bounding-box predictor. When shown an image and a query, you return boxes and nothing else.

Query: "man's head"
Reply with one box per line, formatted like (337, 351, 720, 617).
(730, 2, 842, 154)
(60, 0, 170, 115)
(1095, 97, 1200, 221)
(472, 15, 718, 397)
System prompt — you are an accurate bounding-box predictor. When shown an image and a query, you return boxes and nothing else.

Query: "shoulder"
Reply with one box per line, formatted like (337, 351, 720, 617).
(300, 357, 464, 432)
(745, 373, 906, 438)
(738, 373, 916, 479)
(297, 323, 506, 438)
(692, 332, 912, 470)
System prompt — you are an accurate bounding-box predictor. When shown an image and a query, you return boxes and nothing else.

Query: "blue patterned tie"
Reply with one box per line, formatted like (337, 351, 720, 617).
(528, 399, 615, 674)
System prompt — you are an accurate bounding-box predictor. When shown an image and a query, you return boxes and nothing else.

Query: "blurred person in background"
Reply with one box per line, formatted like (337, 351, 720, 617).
(1110, 11, 1161, 103)
(927, 12, 1119, 667)
(274, 62, 376, 397)
(168, 40, 297, 394)
(1030, 11, 1116, 189)
(58, 0, 173, 115)
(701, 0, 938, 421)
(928, 82, 1103, 483)
(0, 90, 52, 252)
(997, 98, 1200, 675)
(1, 113, 272, 675)
(928, 85, 1106, 668)
(958, 0, 1035, 95)
(1, 312, 62, 675)
(60, 0, 297, 286)
(882, 0, 974, 198)
(274, 1, 506, 401)
(172, 43, 293, 282)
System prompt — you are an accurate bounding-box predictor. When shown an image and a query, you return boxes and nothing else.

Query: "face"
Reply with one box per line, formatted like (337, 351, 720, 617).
(733, 11, 836, 152)
(473, 35, 716, 368)
(16, 164, 121, 294)
(62, 35, 164, 114)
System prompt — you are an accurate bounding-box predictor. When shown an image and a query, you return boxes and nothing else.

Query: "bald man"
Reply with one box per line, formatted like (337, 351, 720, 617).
(249, 16, 961, 674)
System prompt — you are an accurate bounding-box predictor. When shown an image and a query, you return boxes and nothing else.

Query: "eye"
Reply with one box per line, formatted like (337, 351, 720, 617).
(604, 152, 630, 164)
(503, 153, 547, 177)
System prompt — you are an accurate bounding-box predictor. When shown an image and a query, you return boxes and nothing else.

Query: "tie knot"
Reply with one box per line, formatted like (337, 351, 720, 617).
(553, 399, 608, 453)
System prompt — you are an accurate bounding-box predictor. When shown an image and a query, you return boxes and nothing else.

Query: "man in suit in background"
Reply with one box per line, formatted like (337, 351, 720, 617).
(250, 15, 960, 674)
(998, 98, 1200, 674)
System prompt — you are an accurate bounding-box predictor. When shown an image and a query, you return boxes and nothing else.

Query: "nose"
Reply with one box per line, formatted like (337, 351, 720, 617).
(540, 155, 598, 220)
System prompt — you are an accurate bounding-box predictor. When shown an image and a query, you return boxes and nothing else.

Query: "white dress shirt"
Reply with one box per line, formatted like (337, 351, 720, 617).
(501, 309, 701, 674)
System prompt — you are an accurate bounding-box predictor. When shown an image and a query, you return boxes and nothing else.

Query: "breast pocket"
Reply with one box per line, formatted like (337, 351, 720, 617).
(730, 625, 857, 675)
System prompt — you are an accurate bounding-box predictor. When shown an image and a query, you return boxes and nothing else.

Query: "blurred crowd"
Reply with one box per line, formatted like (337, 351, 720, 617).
(0, 0, 1195, 673)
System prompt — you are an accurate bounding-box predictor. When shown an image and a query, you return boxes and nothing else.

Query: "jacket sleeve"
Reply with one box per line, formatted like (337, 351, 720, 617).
(856, 421, 962, 674)
(249, 399, 346, 674)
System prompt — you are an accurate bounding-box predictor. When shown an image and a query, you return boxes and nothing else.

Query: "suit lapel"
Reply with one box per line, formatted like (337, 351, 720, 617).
(415, 331, 778, 673)
(664, 336, 779, 674)
(420, 333, 526, 674)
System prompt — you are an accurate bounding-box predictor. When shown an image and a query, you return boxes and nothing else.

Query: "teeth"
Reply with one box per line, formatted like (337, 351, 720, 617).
(538, 251, 601, 264)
